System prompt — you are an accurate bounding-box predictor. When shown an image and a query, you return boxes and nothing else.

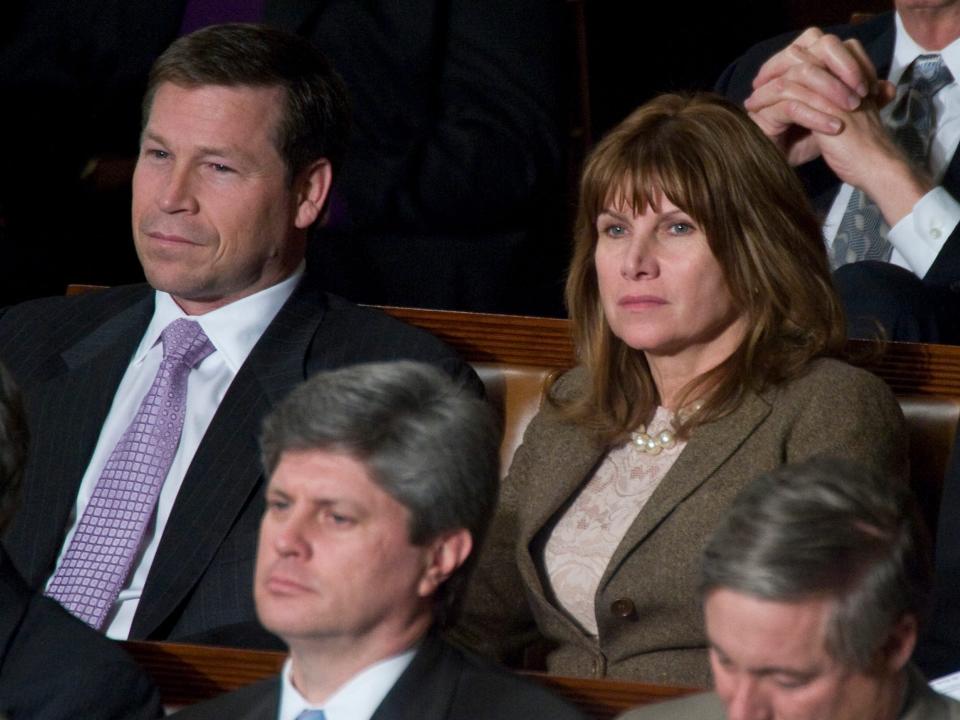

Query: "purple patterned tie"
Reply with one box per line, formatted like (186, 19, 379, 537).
(46, 318, 214, 629)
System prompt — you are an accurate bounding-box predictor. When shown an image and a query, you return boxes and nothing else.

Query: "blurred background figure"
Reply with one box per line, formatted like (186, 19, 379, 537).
(0, 0, 568, 315)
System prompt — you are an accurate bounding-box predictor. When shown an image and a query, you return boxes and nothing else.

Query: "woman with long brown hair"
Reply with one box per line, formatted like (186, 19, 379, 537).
(458, 93, 907, 687)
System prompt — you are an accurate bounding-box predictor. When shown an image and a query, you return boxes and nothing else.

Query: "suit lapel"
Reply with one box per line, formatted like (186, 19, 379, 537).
(860, 12, 895, 80)
(132, 283, 327, 637)
(241, 678, 281, 720)
(598, 392, 772, 593)
(371, 633, 458, 720)
(5, 295, 153, 585)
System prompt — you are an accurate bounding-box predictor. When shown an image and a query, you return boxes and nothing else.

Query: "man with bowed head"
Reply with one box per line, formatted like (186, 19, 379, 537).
(0, 23, 478, 649)
(718, 1, 960, 343)
(173, 361, 585, 720)
(619, 457, 960, 720)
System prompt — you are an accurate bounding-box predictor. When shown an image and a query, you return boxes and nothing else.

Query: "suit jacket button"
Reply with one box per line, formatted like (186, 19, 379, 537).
(610, 598, 637, 619)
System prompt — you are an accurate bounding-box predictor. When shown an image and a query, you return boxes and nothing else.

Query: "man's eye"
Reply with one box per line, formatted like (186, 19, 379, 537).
(772, 675, 809, 690)
(209, 163, 234, 173)
(266, 499, 289, 511)
(326, 511, 355, 526)
(145, 148, 169, 160)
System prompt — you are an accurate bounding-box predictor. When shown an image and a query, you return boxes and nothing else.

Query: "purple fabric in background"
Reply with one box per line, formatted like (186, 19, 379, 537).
(178, 0, 267, 36)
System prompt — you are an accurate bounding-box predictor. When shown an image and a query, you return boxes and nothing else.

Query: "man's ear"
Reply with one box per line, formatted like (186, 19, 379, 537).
(293, 159, 332, 230)
(417, 529, 473, 598)
(879, 614, 918, 674)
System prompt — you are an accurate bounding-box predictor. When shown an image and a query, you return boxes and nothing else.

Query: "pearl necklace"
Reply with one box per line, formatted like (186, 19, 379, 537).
(630, 425, 678, 455)
(629, 402, 701, 455)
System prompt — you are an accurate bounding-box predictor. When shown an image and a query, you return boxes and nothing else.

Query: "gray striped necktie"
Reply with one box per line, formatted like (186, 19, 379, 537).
(831, 54, 953, 268)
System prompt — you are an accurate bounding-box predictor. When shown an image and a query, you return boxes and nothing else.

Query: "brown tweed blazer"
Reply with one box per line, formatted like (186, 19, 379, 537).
(456, 358, 907, 687)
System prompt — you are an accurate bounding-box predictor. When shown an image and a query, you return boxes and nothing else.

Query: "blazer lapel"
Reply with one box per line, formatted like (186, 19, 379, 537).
(599, 392, 772, 592)
(5, 296, 153, 585)
(132, 283, 327, 637)
(515, 419, 607, 604)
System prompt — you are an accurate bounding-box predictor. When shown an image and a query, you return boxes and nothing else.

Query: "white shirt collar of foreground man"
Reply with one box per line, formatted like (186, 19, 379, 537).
(278, 648, 416, 720)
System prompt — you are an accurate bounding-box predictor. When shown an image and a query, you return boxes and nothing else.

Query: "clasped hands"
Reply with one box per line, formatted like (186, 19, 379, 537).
(745, 27, 932, 226)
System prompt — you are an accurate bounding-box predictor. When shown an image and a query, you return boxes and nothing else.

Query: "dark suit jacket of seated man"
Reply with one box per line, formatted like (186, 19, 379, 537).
(0, 361, 161, 720)
(0, 24, 479, 650)
(171, 361, 584, 720)
(716, 6, 960, 344)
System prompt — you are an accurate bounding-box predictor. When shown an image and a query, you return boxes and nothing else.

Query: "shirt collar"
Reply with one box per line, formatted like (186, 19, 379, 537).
(891, 12, 960, 85)
(278, 645, 418, 720)
(133, 265, 303, 373)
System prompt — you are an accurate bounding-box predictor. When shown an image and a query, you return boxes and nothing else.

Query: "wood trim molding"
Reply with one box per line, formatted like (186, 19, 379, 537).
(121, 640, 695, 718)
(61, 287, 960, 397)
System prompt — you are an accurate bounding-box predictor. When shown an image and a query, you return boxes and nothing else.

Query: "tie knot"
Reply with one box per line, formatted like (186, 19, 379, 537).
(161, 318, 214, 368)
(296, 711, 326, 720)
(904, 54, 953, 96)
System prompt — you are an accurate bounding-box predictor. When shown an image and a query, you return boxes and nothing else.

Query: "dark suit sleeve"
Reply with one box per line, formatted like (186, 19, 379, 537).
(714, 29, 803, 103)
(0, 584, 161, 719)
(917, 431, 960, 676)
(309, 300, 483, 397)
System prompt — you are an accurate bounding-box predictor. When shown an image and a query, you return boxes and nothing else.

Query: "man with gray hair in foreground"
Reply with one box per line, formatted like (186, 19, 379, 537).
(619, 457, 960, 720)
(174, 360, 584, 720)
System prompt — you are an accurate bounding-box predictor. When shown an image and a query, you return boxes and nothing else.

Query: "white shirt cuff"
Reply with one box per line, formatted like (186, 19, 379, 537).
(888, 186, 960, 277)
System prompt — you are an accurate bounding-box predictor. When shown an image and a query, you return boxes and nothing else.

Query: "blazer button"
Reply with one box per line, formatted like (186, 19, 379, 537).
(610, 598, 637, 620)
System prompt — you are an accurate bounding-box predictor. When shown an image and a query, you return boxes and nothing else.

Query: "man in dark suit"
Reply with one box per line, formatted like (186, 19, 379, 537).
(916, 429, 960, 677)
(0, 0, 566, 314)
(0, 24, 478, 650)
(171, 361, 583, 720)
(717, 3, 960, 343)
(619, 459, 957, 720)
(0, 360, 161, 719)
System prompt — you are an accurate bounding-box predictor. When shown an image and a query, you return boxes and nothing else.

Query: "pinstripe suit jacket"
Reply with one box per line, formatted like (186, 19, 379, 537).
(0, 278, 478, 647)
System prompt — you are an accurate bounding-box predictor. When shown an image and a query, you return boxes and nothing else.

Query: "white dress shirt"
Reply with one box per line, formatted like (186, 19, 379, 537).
(823, 13, 960, 277)
(278, 648, 417, 720)
(47, 268, 303, 639)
